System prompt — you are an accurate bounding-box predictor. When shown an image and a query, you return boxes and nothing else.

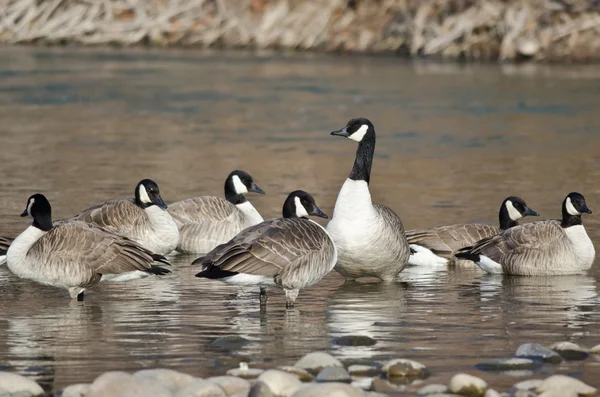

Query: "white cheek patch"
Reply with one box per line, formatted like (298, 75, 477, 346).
(294, 196, 310, 218)
(232, 175, 248, 194)
(566, 197, 580, 216)
(505, 200, 523, 221)
(27, 198, 35, 215)
(138, 184, 152, 204)
(348, 124, 369, 142)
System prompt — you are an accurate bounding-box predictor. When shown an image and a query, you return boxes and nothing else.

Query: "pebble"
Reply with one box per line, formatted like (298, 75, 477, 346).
(134, 368, 197, 392)
(207, 376, 250, 396)
(448, 373, 488, 397)
(258, 370, 303, 397)
(248, 381, 274, 397)
(549, 341, 589, 360)
(381, 358, 428, 378)
(515, 343, 562, 364)
(175, 379, 227, 397)
(211, 336, 251, 350)
(276, 366, 314, 382)
(332, 335, 377, 347)
(0, 372, 44, 395)
(474, 358, 539, 371)
(537, 375, 597, 397)
(290, 382, 364, 397)
(294, 352, 343, 374)
(347, 365, 378, 377)
(315, 366, 351, 383)
(418, 384, 449, 395)
(61, 383, 91, 397)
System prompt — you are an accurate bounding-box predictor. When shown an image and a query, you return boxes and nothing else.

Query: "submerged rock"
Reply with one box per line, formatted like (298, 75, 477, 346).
(61, 384, 91, 397)
(294, 352, 343, 374)
(513, 379, 543, 391)
(211, 336, 251, 350)
(258, 370, 303, 397)
(448, 373, 487, 397)
(315, 366, 351, 383)
(134, 368, 196, 392)
(475, 358, 539, 372)
(0, 372, 44, 395)
(537, 375, 596, 397)
(276, 366, 314, 382)
(175, 379, 227, 397)
(347, 365, 378, 377)
(381, 359, 428, 378)
(290, 382, 364, 397)
(549, 342, 589, 361)
(515, 343, 562, 363)
(418, 384, 449, 395)
(332, 335, 377, 347)
(207, 376, 250, 396)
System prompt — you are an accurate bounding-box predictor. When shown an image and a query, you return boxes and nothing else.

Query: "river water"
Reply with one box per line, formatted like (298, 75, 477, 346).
(0, 47, 599, 393)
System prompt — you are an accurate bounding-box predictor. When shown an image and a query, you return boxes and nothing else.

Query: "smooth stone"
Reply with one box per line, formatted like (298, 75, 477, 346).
(248, 381, 274, 397)
(175, 379, 227, 397)
(512, 391, 536, 397)
(0, 372, 44, 395)
(291, 382, 364, 397)
(276, 367, 313, 382)
(258, 370, 303, 397)
(347, 365, 378, 377)
(294, 352, 343, 374)
(211, 336, 251, 350)
(88, 372, 136, 397)
(537, 375, 596, 397)
(332, 335, 377, 347)
(207, 376, 250, 396)
(226, 367, 264, 380)
(134, 369, 197, 392)
(62, 384, 91, 397)
(418, 384, 449, 395)
(119, 379, 173, 397)
(371, 377, 407, 393)
(350, 376, 373, 390)
(513, 379, 543, 391)
(315, 367, 351, 383)
(549, 342, 589, 361)
(448, 373, 488, 397)
(381, 359, 428, 377)
(515, 344, 562, 364)
(591, 344, 600, 354)
(484, 390, 501, 397)
(475, 358, 538, 371)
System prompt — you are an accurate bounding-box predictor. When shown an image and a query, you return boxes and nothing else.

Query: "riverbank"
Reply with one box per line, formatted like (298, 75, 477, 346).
(2, 0, 600, 62)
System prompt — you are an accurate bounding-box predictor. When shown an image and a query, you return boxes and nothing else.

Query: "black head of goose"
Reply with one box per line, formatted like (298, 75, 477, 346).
(406, 196, 539, 267)
(7, 194, 170, 301)
(326, 117, 410, 282)
(193, 190, 336, 309)
(71, 179, 179, 256)
(167, 170, 265, 254)
(455, 192, 594, 276)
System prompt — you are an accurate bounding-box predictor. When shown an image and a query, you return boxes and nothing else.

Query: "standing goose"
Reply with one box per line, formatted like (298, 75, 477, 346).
(168, 170, 265, 254)
(71, 179, 179, 256)
(326, 118, 410, 281)
(455, 192, 595, 276)
(7, 194, 171, 301)
(407, 197, 539, 267)
(194, 190, 335, 308)
(0, 236, 14, 265)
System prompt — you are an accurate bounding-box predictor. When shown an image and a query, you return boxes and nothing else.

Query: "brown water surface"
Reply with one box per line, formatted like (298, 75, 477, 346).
(0, 47, 600, 393)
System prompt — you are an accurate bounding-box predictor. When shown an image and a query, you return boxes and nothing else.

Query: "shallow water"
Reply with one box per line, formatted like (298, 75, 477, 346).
(0, 47, 600, 393)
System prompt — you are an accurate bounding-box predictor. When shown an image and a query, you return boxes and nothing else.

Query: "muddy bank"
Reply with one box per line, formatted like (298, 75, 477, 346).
(1, 0, 600, 62)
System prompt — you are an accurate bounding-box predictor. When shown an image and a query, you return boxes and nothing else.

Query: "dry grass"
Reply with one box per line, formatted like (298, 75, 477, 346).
(1, 0, 600, 61)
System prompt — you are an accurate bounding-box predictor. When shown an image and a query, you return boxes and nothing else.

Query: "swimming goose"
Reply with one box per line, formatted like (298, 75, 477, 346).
(71, 179, 179, 256)
(326, 118, 410, 281)
(0, 236, 14, 265)
(194, 190, 335, 308)
(7, 194, 171, 301)
(455, 192, 595, 276)
(407, 197, 539, 267)
(168, 170, 265, 254)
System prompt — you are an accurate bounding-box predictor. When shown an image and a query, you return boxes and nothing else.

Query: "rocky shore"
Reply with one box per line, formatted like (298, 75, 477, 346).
(1, 340, 599, 397)
(2, 0, 600, 62)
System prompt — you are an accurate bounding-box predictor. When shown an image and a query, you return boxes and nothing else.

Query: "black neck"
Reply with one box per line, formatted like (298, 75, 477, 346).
(224, 181, 247, 205)
(33, 213, 53, 231)
(349, 135, 375, 184)
(135, 198, 152, 209)
(282, 200, 298, 219)
(562, 208, 583, 228)
(498, 206, 518, 230)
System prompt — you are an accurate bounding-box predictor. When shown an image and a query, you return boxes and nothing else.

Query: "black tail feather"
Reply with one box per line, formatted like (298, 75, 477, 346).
(151, 253, 171, 266)
(455, 249, 480, 262)
(191, 256, 207, 266)
(145, 265, 171, 276)
(195, 267, 238, 279)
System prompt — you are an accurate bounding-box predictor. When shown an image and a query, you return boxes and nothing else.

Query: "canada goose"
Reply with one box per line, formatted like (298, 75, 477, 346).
(407, 197, 539, 267)
(456, 192, 595, 276)
(7, 194, 171, 301)
(71, 179, 179, 256)
(168, 170, 265, 254)
(193, 190, 335, 308)
(0, 236, 14, 265)
(326, 118, 410, 281)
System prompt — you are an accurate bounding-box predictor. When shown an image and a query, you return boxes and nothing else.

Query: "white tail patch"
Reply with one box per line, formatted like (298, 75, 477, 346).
(476, 255, 504, 274)
(231, 175, 248, 194)
(505, 200, 523, 221)
(565, 197, 580, 216)
(138, 184, 152, 204)
(408, 244, 448, 267)
(349, 124, 369, 142)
